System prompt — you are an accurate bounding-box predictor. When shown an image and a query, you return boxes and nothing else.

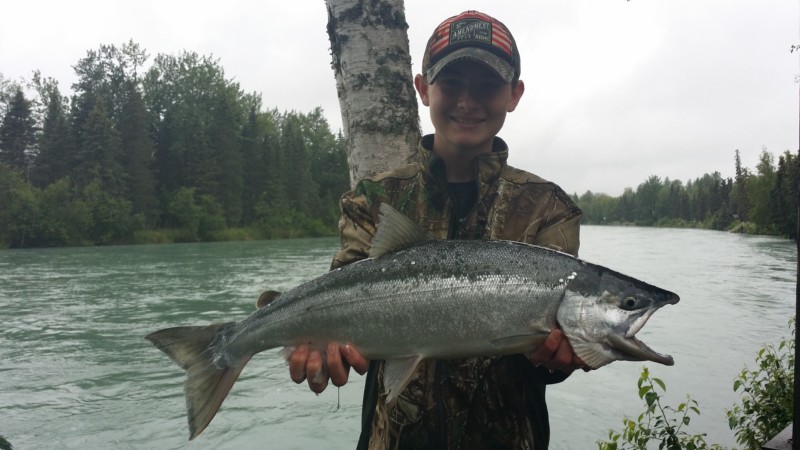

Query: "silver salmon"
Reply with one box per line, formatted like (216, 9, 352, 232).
(146, 203, 679, 440)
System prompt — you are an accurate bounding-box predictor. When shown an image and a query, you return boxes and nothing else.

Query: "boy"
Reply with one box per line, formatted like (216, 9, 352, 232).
(288, 10, 584, 449)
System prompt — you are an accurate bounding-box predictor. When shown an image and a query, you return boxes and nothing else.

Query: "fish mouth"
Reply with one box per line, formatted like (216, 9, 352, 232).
(607, 292, 678, 366)
(607, 333, 674, 366)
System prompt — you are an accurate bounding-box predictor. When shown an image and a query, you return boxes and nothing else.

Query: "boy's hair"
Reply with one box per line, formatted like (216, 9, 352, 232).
(422, 11, 521, 85)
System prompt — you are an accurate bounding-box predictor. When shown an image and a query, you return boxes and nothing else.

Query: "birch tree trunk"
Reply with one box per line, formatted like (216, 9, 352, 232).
(325, 0, 421, 188)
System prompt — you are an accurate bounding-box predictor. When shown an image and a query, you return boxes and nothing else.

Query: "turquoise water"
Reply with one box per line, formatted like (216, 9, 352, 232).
(0, 228, 795, 449)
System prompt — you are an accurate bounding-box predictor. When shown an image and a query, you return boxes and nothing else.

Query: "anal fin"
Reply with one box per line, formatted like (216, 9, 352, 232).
(382, 355, 423, 403)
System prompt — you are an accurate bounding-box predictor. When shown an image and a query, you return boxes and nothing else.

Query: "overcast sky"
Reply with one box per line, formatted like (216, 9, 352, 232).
(2, 0, 797, 196)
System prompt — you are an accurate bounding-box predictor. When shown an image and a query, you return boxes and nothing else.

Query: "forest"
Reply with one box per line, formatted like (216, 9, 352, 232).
(572, 148, 798, 239)
(0, 41, 350, 248)
(0, 41, 797, 248)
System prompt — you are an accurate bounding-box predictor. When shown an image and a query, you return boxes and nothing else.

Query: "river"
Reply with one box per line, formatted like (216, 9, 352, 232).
(0, 226, 795, 449)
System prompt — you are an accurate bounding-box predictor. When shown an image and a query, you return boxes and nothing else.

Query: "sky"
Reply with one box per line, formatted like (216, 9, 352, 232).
(2, 0, 798, 196)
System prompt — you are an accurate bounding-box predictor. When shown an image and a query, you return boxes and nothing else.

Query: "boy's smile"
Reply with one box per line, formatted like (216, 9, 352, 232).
(416, 60, 525, 169)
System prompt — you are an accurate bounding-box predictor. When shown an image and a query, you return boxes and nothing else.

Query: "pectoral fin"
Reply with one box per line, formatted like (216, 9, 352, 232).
(383, 355, 423, 403)
(571, 342, 615, 369)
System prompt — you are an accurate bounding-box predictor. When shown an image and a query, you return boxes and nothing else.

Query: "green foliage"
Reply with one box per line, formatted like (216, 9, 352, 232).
(0, 163, 40, 248)
(597, 367, 721, 450)
(0, 72, 23, 117)
(575, 148, 798, 239)
(0, 165, 98, 247)
(726, 318, 795, 449)
(32, 75, 72, 187)
(599, 318, 795, 450)
(0, 88, 37, 171)
(76, 100, 124, 194)
(164, 187, 202, 241)
(162, 188, 240, 242)
(37, 178, 91, 246)
(0, 42, 349, 248)
(118, 82, 157, 223)
(206, 227, 257, 242)
(253, 194, 331, 239)
(281, 111, 316, 215)
(130, 229, 173, 245)
(81, 180, 137, 245)
(196, 194, 226, 240)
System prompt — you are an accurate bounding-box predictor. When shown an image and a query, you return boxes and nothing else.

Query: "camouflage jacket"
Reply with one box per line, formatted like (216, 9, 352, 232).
(333, 135, 582, 450)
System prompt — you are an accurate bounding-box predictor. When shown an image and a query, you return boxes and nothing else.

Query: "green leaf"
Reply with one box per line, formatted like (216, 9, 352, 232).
(653, 377, 666, 392)
(639, 385, 653, 398)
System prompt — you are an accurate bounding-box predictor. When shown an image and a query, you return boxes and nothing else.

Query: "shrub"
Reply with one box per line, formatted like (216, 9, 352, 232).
(726, 318, 795, 449)
(596, 367, 721, 450)
(598, 317, 795, 450)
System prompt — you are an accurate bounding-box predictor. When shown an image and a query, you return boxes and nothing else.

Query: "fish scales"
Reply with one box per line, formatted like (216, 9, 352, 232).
(146, 203, 679, 440)
(224, 240, 572, 361)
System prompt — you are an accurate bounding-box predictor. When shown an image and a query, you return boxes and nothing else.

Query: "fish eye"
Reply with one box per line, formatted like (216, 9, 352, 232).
(621, 297, 638, 310)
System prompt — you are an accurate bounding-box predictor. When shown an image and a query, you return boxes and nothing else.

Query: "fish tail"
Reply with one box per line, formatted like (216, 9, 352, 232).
(146, 323, 251, 440)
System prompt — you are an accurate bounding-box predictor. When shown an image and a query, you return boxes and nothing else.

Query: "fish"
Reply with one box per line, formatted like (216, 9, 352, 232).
(146, 203, 679, 440)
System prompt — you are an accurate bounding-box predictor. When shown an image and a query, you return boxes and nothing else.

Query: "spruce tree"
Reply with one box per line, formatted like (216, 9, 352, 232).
(33, 83, 72, 186)
(0, 89, 37, 174)
(119, 83, 157, 223)
(240, 106, 270, 224)
(77, 100, 124, 195)
(281, 112, 315, 215)
(209, 86, 244, 226)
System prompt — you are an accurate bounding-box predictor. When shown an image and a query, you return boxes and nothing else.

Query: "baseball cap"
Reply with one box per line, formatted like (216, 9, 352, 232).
(422, 11, 521, 84)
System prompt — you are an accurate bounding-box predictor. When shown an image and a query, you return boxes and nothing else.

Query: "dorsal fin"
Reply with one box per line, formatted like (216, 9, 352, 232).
(369, 203, 433, 258)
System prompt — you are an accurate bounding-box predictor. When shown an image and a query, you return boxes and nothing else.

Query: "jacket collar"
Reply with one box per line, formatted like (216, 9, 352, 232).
(417, 134, 509, 187)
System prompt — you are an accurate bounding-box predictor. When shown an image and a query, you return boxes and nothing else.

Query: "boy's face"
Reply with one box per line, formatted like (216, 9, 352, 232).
(415, 60, 524, 159)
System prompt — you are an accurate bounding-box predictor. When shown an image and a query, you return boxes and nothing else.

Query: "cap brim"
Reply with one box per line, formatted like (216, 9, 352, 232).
(426, 47, 515, 84)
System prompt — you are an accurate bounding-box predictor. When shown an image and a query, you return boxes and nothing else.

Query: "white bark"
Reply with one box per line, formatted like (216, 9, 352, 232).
(325, 0, 421, 188)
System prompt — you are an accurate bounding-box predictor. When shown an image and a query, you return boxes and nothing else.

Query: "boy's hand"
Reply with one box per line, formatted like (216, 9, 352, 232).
(287, 328, 582, 393)
(527, 328, 588, 374)
(288, 343, 369, 394)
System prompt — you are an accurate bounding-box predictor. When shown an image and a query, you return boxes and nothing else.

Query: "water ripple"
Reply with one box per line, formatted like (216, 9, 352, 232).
(0, 232, 795, 449)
